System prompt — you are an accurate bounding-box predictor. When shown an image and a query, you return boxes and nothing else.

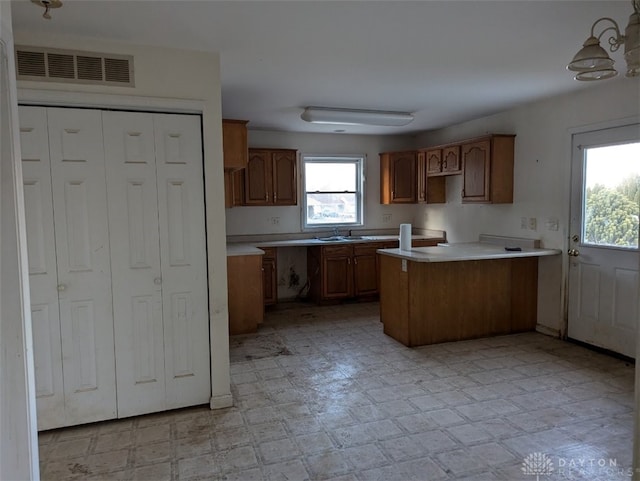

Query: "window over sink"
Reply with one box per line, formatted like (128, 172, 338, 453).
(302, 154, 364, 229)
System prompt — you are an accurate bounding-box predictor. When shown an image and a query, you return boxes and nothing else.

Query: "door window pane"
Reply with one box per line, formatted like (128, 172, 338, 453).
(583, 142, 640, 248)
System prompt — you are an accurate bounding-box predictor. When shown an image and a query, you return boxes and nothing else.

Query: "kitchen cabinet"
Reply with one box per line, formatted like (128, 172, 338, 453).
(461, 135, 515, 204)
(380, 151, 416, 204)
(245, 148, 297, 206)
(227, 254, 264, 334)
(353, 244, 381, 297)
(416, 152, 447, 204)
(224, 169, 245, 208)
(382, 151, 446, 204)
(307, 239, 444, 303)
(261, 247, 278, 306)
(426, 145, 461, 176)
(222, 119, 248, 170)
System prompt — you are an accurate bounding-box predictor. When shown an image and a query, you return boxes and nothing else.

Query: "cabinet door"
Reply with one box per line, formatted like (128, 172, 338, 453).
(47, 108, 117, 426)
(442, 145, 461, 174)
(272, 150, 297, 205)
(262, 257, 277, 306)
(322, 246, 353, 299)
(103, 111, 166, 418)
(354, 254, 378, 296)
(426, 149, 442, 175)
(222, 119, 248, 170)
(390, 152, 416, 203)
(245, 150, 271, 205)
(154, 114, 210, 410)
(232, 169, 245, 206)
(462, 140, 491, 202)
(417, 151, 427, 203)
(19, 106, 65, 431)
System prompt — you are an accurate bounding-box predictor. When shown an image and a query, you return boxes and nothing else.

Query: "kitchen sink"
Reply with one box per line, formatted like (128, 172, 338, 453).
(315, 235, 370, 242)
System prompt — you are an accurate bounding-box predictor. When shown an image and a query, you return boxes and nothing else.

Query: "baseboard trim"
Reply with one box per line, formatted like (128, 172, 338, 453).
(535, 324, 561, 337)
(209, 394, 233, 410)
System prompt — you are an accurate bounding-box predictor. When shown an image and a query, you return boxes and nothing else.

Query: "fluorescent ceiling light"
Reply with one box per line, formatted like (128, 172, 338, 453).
(301, 107, 414, 127)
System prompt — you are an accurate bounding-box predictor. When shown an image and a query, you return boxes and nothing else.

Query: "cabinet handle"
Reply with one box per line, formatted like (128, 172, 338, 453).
(354, 258, 357, 265)
(348, 258, 351, 264)
(265, 193, 269, 202)
(57, 283, 67, 292)
(154, 277, 162, 285)
(274, 193, 277, 202)
(443, 159, 447, 169)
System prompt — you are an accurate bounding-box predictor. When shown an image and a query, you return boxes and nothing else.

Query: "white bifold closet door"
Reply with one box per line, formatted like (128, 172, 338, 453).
(21, 106, 117, 429)
(20, 106, 210, 429)
(103, 111, 210, 418)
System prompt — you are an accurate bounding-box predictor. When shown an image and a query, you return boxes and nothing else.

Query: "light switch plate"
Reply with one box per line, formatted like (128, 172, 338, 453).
(401, 259, 407, 272)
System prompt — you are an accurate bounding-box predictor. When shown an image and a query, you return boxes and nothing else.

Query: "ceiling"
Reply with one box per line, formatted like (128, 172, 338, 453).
(10, 0, 637, 135)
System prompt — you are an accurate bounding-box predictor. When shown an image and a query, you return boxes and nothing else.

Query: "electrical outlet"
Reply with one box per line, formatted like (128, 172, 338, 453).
(528, 217, 537, 230)
(520, 217, 527, 229)
(269, 216, 280, 225)
(382, 214, 392, 223)
(546, 217, 559, 231)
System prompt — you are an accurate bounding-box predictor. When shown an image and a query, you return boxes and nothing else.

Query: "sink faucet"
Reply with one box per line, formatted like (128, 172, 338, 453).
(332, 227, 340, 237)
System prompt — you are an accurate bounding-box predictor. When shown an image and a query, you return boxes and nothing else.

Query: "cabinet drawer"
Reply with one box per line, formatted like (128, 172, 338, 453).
(354, 243, 387, 256)
(321, 245, 353, 256)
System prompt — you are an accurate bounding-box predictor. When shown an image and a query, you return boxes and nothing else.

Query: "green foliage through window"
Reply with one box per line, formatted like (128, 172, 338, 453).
(584, 174, 640, 248)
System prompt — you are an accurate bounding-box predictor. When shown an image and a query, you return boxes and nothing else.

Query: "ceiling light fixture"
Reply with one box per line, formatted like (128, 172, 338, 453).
(567, 0, 640, 80)
(301, 107, 414, 127)
(31, 0, 63, 20)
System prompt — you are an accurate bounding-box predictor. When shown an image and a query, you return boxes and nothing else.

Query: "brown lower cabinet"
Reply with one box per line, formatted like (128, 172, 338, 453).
(307, 238, 442, 303)
(261, 247, 277, 306)
(379, 254, 538, 347)
(227, 255, 264, 334)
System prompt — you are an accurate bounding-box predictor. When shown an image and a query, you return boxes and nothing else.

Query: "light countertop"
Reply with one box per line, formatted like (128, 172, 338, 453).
(226, 233, 446, 256)
(226, 245, 266, 257)
(378, 242, 561, 263)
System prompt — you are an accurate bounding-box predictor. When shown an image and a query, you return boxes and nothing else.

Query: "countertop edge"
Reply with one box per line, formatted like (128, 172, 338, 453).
(377, 245, 562, 263)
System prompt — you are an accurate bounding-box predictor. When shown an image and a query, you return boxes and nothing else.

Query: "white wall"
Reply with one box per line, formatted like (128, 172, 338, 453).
(12, 31, 233, 409)
(412, 78, 640, 334)
(226, 130, 417, 235)
(226, 130, 415, 298)
(0, 2, 40, 479)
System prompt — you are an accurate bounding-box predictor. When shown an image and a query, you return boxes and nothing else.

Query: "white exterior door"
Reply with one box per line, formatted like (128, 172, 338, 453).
(568, 124, 640, 359)
(103, 111, 166, 418)
(46, 107, 117, 424)
(154, 114, 210, 408)
(19, 106, 64, 431)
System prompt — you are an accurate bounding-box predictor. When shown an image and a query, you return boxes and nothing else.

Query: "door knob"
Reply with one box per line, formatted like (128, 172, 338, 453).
(154, 277, 162, 285)
(568, 248, 580, 257)
(57, 283, 67, 292)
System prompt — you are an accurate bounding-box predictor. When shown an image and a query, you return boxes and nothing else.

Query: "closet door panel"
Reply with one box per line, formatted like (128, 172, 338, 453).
(19, 106, 64, 430)
(154, 114, 210, 408)
(103, 111, 166, 418)
(46, 108, 117, 425)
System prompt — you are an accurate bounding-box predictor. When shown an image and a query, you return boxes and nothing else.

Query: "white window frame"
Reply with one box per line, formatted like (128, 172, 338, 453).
(301, 154, 365, 230)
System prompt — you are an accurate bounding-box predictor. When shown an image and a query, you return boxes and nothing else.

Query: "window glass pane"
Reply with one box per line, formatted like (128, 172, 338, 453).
(583, 142, 640, 248)
(306, 193, 357, 224)
(305, 163, 356, 192)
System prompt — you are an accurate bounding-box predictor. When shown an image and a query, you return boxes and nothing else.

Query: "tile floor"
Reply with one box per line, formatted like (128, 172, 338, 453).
(39, 302, 635, 481)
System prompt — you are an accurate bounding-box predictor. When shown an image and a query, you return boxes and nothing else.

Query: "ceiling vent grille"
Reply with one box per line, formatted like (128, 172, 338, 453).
(15, 46, 134, 87)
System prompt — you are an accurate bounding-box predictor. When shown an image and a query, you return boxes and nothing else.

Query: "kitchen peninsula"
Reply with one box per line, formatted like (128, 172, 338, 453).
(378, 236, 561, 347)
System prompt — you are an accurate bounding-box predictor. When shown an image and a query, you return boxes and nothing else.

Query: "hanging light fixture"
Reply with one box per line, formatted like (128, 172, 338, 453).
(300, 107, 414, 127)
(31, 0, 63, 20)
(567, 0, 640, 80)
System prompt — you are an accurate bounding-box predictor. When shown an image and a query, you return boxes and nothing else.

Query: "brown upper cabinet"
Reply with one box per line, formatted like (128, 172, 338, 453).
(426, 145, 461, 176)
(381, 151, 445, 205)
(245, 148, 297, 206)
(461, 134, 515, 204)
(380, 151, 417, 204)
(222, 119, 248, 170)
